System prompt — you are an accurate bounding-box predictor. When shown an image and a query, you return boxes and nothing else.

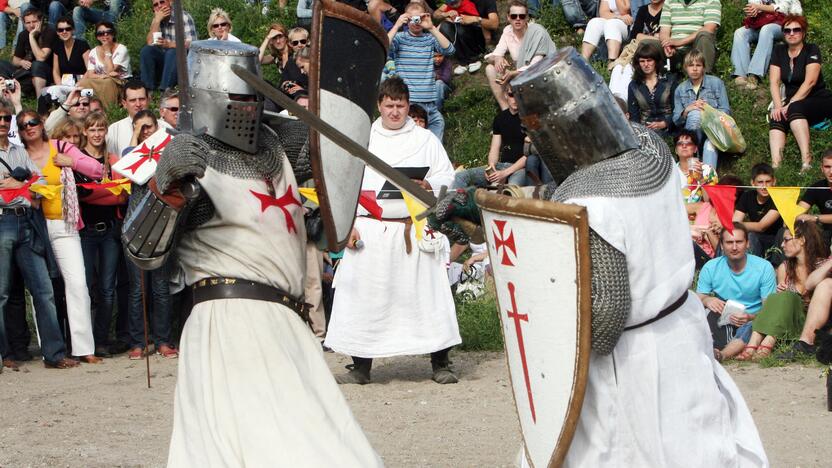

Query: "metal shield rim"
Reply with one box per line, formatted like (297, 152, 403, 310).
(309, 0, 389, 252)
(474, 190, 592, 468)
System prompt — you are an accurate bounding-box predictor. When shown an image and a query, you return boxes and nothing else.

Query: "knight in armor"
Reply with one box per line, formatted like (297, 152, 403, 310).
(431, 48, 769, 466)
(122, 41, 381, 467)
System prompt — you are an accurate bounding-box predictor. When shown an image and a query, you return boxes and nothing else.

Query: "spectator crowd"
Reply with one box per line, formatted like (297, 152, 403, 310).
(0, 0, 831, 377)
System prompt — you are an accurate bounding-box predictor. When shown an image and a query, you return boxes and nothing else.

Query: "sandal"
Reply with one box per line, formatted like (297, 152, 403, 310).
(752, 344, 773, 361)
(735, 345, 757, 361)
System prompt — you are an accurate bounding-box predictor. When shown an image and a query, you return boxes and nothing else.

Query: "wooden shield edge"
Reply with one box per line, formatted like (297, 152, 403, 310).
(309, 0, 389, 251)
(475, 190, 591, 468)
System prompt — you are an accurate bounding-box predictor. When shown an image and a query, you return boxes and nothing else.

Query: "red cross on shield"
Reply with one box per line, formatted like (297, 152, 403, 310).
(492, 219, 517, 266)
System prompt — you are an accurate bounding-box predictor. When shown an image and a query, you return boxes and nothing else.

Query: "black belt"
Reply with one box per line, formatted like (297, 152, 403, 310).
(0, 206, 29, 216)
(192, 277, 311, 324)
(624, 291, 689, 331)
(83, 221, 116, 232)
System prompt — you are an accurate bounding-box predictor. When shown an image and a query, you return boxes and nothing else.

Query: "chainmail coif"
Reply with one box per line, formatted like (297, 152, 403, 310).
(203, 126, 285, 180)
(269, 119, 312, 184)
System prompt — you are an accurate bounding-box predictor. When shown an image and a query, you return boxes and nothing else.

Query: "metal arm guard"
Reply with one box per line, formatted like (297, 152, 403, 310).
(121, 179, 201, 271)
(588, 230, 631, 355)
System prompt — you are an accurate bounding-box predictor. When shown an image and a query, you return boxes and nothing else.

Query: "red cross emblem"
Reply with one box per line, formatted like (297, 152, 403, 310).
(492, 220, 517, 266)
(123, 135, 171, 174)
(506, 281, 535, 423)
(250, 185, 302, 233)
(424, 227, 437, 239)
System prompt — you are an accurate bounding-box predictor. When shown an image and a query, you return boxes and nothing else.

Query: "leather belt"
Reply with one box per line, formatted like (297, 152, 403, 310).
(0, 206, 29, 216)
(84, 221, 115, 232)
(192, 277, 311, 324)
(624, 291, 689, 331)
(361, 216, 413, 254)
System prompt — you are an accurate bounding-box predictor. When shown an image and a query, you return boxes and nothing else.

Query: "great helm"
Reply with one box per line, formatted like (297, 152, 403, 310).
(188, 40, 263, 153)
(510, 47, 638, 182)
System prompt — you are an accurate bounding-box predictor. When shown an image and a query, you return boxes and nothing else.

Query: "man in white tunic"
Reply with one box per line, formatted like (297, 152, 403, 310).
(433, 49, 768, 467)
(325, 77, 461, 385)
(123, 41, 381, 467)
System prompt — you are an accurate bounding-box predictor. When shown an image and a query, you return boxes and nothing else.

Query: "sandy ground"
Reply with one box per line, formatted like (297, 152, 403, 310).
(0, 351, 829, 467)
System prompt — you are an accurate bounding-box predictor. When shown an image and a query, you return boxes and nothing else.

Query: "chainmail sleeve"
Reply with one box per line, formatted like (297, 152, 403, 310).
(589, 229, 631, 355)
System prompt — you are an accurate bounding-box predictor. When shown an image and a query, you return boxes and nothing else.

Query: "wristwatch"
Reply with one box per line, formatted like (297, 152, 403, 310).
(816, 215, 821, 223)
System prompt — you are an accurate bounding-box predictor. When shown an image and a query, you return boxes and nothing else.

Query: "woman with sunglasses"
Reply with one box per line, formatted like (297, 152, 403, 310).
(77, 21, 131, 109)
(259, 23, 290, 72)
(769, 15, 832, 172)
(75, 111, 128, 358)
(19, 109, 104, 364)
(483, 0, 556, 110)
(206, 8, 240, 42)
(51, 16, 90, 88)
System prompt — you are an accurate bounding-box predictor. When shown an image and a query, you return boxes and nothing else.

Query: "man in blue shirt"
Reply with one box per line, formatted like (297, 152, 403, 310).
(697, 222, 776, 360)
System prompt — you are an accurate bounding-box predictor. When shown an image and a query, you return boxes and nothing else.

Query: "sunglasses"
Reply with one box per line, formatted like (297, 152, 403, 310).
(164, 106, 179, 112)
(506, 92, 514, 97)
(676, 141, 695, 147)
(57, 26, 73, 33)
(152, 1, 166, 7)
(95, 29, 114, 36)
(72, 102, 90, 107)
(21, 118, 41, 128)
(509, 13, 527, 20)
(211, 22, 229, 29)
(783, 27, 803, 35)
(0, 115, 12, 122)
(291, 39, 308, 46)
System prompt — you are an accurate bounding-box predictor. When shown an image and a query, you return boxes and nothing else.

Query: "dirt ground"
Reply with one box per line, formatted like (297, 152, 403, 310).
(0, 351, 829, 467)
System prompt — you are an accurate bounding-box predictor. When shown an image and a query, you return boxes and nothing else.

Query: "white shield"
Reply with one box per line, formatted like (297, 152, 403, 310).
(476, 190, 591, 468)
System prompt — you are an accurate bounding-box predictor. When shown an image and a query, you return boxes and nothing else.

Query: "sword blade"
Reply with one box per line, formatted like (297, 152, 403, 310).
(171, 0, 192, 132)
(230, 64, 437, 208)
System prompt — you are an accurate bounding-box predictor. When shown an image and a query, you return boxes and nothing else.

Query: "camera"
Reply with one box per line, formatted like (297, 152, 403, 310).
(4, 80, 14, 91)
(80, 88, 93, 98)
(409, 15, 421, 25)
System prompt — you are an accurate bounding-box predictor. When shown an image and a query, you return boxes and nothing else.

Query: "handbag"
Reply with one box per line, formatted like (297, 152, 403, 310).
(742, 11, 785, 30)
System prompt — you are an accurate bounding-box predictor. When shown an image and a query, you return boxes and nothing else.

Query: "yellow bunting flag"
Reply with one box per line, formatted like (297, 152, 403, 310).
(298, 187, 319, 205)
(29, 184, 63, 199)
(401, 190, 427, 240)
(767, 186, 807, 235)
(105, 178, 132, 196)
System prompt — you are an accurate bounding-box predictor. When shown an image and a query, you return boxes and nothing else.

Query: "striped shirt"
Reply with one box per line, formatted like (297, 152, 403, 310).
(0, 142, 39, 208)
(659, 0, 721, 42)
(390, 31, 454, 103)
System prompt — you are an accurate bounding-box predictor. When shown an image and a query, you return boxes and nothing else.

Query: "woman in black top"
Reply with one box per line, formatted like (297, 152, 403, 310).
(51, 16, 90, 86)
(769, 15, 832, 172)
(627, 39, 675, 136)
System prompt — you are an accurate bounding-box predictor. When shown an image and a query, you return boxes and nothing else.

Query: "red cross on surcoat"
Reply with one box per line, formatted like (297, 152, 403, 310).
(124, 135, 171, 174)
(506, 281, 535, 423)
(250, 185, 302, 233)
(492, 220, 517, 266)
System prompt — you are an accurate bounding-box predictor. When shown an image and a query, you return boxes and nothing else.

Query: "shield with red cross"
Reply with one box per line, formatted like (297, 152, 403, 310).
(476, 190, 592, 468)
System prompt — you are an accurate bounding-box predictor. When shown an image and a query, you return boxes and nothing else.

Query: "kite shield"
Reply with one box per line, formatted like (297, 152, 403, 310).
(309, 0, 388, 251)
(476, 190, 592, 467)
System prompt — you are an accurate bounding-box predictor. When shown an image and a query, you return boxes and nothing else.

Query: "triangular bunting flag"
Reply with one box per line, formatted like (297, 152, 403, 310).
(702, 185, 736, 235)
(401, 190, 427, 240)
(767, 187, 807, 235)
(358, 190, 383, 220)
(298, 187, 319, 205)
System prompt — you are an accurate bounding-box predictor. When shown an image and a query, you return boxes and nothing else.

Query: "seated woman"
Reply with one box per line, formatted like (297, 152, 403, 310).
(627, 40, 675, 136)
(581, 0, 632, 66)
(51, 16, 90, 87)
(77, 21, 131, 109)
(673, 49, 730, 168)
(739, 220, 828, 360)
(608, 0, 664, 99)
(731, 0, 802, 90)
(769, 15, 832, 172)
(675, 130, 718, 209)
(259, 23, 290, 73)
(483, 0, 556, 110)
(790, 250, 832, 356)
(206, 8, 241, 42)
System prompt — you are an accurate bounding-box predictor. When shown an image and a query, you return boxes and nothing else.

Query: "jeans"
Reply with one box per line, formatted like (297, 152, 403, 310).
(452, 162, 527, 188)
(747, 231, 776, 258)
(47, 1, 66, 25)
(0, 211, 66, 363)
(435, 79, 451, 111)
(414, 101, 445, 141)
(524, 154, 554, 184)
(731, 24, 783, 78)
(140, 45, 178, 90)
(73, 0, 127, 38)
(683, 109, 718, 167)
(80, 222, 122, 348)
(561, 0, 598, 30)
(126, 258, 172, 348)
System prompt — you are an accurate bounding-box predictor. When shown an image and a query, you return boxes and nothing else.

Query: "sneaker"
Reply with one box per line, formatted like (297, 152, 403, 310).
(467, 61, 481, 73)
(157, 344, 179, 359)
(453, 65, 467, 76)
(94, 346, 112, 358)
(128, 347, 145, 360)
(793, 340, 816, 355)
(734, 76, 748, 86)
(746, 75, 759, 90)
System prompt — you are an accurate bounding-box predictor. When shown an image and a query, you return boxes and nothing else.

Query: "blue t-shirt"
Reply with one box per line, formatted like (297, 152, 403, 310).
(696, 254, 776, 314)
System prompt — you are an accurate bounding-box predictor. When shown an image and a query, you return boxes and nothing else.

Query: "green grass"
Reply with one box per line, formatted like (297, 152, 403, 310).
(455, 289, 504, 351)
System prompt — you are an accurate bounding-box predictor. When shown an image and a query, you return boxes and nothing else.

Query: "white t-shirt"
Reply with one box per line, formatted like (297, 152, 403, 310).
(87, 44, 132, 79)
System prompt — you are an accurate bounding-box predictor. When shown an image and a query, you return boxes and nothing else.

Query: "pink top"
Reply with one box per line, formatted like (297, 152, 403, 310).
(485, 26, 545, 71)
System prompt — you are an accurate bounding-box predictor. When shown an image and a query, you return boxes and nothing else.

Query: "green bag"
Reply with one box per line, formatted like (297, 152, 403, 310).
(701, 103, 747, 153)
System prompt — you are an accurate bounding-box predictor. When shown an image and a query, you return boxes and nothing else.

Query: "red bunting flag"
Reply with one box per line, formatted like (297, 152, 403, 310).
(702, 185, 736, 235)
(0, 176, 39, 203)
(358, 190, 383, 220)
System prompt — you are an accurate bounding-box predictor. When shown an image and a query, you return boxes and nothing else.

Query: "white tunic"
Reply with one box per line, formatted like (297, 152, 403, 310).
(552, 170, 769, 466)
(324, 118, 461, 358)
(167, 157, 382, 467)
